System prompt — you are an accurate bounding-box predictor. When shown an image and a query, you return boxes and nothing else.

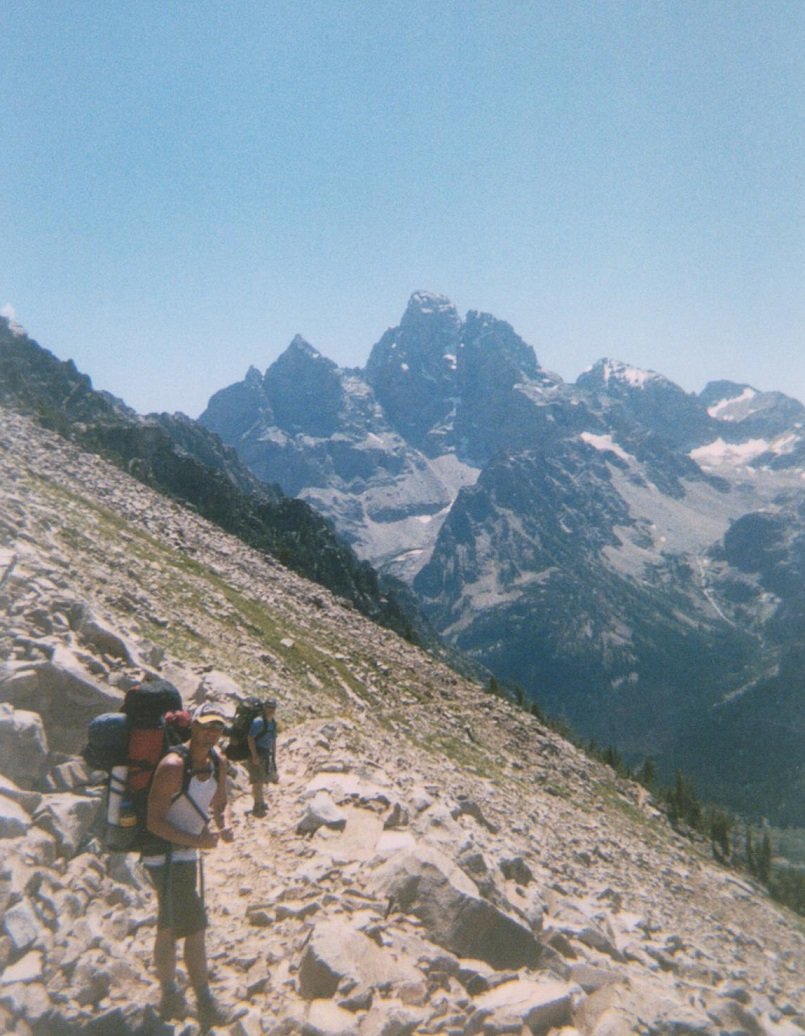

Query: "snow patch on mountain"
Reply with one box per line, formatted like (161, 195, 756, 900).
(591, 359, 663, 389)
(580, 432, 633, 464)
(691, 438, 771, 468)
(408, 290, 455, 315)
(690, 435, 798, 470)
(707, 387, 758, 420)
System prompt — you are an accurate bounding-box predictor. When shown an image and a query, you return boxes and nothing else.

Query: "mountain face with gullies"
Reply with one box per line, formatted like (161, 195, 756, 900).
(201, 293, 805, 826)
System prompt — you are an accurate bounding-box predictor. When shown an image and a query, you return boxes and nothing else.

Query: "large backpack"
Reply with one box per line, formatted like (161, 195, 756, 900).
(82, 678, 191, 852)
(223, 697, 265, 761)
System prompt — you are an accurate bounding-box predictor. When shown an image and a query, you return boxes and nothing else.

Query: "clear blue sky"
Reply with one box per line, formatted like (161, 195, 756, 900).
(2, 1, 803, 417)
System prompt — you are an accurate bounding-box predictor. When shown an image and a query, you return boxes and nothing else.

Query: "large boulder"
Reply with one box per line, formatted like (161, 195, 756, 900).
(297, 919, 420, 1001)
(193, 670, 245, 707)
(33, 793, 99, 857)
(464, 978, 574, 1034)
(297, 792, 348, 835)
(372, 845, 541, 970)
(0, 775, 42, 813)
(77, 616, 137, 665)
(0, 648, 124, 755)
(0, 704, 49, 787)
(0, 796, 30, 839)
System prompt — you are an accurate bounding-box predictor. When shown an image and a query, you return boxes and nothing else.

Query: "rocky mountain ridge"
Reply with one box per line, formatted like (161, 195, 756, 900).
(1, 405, 805, 1035)
(200, 293, 805, 824)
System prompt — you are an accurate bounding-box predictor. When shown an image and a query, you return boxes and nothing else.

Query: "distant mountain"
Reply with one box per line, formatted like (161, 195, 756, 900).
(0, 315, 442, 648)
(201, 293, 805, 824)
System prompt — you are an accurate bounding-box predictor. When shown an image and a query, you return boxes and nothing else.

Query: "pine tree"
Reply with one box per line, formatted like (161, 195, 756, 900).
(708, 808, 732, 862)
(758, 832, 773, 883)
(745, 828, 757, 876)
(636, 757, 656, 788)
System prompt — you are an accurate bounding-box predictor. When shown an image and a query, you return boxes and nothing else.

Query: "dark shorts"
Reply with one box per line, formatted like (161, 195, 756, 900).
(247, 750, 277, 785)
(147, 861, 207, 938)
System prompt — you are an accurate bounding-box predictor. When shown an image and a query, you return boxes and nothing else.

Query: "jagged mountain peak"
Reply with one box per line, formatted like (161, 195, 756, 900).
(577, 357, 709, 450)
(403, 289, 459, 320)
(263, 336, 342, 437)
(366, 293, 462, 450)
(1, 308, 27, 338)
(578, 357, 677, 393)
(462, 309, 542, 380)
(700, 379, 805, 428)
(284, 332, 327, 360)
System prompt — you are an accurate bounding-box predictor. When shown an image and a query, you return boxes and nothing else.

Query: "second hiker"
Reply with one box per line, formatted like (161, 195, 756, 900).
(247, 697, 278, 818)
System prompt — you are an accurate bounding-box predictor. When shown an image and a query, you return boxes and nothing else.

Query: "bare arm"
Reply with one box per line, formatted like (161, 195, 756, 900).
(247, 733, 259, 763)
(210, 750, 233, 842)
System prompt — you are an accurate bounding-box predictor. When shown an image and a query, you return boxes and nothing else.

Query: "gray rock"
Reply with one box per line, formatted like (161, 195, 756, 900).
(361, 1001, 422, 1036)
(194, 669, 245, 706)
(500, 855, 534, 886)
(33, 793, 99, 857)
(0, 774, 42, 813)
(3, 900, 43, 953)
(301, 999, 357, 1036)
(45, 758, 92, 793)
(373, 845, 541, 970)
(0, 980, 52, 1024)
(0, 648, 124, 755)
(298, 918, 419, 1001)
(77, 616, 137, 665)
(0, 950, 43, 985)
(0, 704, 48, 787)
(464, 978, 573, 1035)
(707, 999, 766, 1036)
(0, 795, 30, 839)
(297, 792, 348, 835)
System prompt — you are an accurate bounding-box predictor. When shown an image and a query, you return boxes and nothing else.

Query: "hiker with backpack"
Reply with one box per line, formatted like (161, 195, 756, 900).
(246, 697, 278, 818)
(141, 701, 238, 1029)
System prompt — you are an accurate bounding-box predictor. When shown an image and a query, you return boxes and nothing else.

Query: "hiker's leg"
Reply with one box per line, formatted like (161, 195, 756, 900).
(153, 927, 177, 986)
(254, 777, 265, 808)
(248, 758, 266, 810)
(184, 929, 209, 993)
(148, 863, 178, 986)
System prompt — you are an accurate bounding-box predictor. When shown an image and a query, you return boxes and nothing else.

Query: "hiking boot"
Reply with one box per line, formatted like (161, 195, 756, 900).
(197, 991, 241, 1031)
(158, 982, 188, 1021)
(251, 803, 267, 817)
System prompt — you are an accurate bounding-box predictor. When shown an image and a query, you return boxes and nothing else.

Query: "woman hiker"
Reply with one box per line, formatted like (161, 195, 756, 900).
(143, 702, 241, 1029)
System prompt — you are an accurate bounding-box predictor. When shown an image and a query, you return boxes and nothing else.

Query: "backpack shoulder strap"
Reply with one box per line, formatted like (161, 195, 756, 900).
(164, 743, 194, 796)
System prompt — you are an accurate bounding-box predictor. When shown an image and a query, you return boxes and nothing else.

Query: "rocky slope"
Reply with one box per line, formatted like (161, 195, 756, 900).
(0, 315, 428, 646)
(200, 294, 805, 824)
(1, 405, 804, 1035)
